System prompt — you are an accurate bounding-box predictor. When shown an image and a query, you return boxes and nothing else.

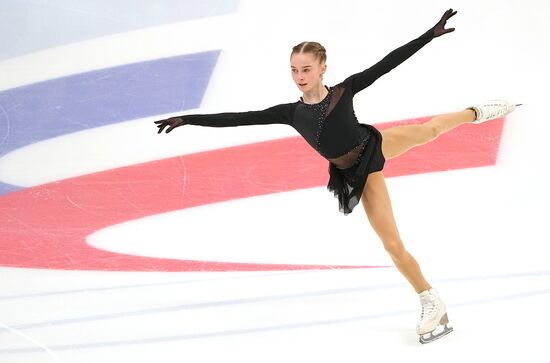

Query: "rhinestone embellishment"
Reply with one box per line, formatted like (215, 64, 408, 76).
(301, 87, 333, 152)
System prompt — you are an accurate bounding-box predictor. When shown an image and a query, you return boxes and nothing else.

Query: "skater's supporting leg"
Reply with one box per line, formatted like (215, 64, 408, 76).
(380, 109, 476, 160)
(362, 172, 454, 342)
(361, 171, 430, 293)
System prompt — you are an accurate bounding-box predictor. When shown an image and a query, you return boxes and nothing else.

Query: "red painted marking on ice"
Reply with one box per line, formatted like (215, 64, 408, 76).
(0, 118, 505, 271)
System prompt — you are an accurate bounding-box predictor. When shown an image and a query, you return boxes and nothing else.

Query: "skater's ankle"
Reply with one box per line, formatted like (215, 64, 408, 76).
(466, 107, 477, 122)
(416, 285, 432, 295)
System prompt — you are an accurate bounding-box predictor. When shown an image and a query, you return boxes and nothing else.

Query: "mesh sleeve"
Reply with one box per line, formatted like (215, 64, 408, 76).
(342, 27, 435, 94)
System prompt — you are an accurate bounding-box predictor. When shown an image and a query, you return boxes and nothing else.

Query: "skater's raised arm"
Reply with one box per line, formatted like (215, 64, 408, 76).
(343, 8, 457, 94)
(155, 103, 295, 134)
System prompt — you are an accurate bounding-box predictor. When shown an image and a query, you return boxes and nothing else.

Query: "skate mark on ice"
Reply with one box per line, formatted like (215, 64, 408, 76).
(2, 286, 550, 354)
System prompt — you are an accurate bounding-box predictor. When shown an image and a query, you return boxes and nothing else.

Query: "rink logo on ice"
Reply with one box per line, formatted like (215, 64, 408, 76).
(0, 2, 507, 272)
(0, 116, 505, 271)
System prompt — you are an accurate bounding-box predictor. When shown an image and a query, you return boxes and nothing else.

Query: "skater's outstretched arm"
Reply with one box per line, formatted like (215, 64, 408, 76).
(155, 103, 295, 134)
(343, 8, 457, 94)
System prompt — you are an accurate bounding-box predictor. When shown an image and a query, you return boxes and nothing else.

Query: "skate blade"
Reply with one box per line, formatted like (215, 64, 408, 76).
(419, 325, 454, 344)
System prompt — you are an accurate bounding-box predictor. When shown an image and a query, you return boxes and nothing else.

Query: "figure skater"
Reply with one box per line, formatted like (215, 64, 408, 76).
(155, 9, 518, 343)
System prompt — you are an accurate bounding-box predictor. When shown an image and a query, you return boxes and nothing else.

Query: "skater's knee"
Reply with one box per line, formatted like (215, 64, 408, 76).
(405, 124, 438, 147)
(422, 123, 440, 143)
(383, 238, 405, 259)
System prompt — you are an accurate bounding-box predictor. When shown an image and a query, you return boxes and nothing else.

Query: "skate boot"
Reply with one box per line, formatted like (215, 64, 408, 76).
(469, 99, 521, 124)
(416, 288, 453, 344)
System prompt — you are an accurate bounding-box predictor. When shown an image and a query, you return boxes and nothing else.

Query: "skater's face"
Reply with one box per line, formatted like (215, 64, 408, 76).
(290, 52, 326, 93)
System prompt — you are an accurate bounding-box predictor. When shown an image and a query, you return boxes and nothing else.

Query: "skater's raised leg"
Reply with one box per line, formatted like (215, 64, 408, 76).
(380, 100, 519, 160)
(380, 109, 475, 160)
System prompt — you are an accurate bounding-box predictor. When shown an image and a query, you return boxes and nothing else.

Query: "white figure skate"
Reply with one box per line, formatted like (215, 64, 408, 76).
(416, 288, 453, 344)
(469, 99, 521, 124)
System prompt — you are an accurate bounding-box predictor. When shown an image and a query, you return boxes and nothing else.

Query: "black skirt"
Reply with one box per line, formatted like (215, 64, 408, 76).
(327, 124, 385, 215)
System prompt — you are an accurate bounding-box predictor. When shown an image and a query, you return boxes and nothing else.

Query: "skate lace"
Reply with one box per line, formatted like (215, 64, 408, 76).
(485, 102, 508, 119)
(421, 302, 437, 319)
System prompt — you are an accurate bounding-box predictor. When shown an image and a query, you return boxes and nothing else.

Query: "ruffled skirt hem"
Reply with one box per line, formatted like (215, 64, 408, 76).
(327, 124, 385, 215)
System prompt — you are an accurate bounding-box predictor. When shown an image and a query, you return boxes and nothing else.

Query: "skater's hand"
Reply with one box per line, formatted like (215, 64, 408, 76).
(155, 116, 186, 134)
(433, 8, 457, 37)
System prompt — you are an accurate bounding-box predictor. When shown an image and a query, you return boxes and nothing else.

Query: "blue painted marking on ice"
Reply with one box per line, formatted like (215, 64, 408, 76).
(0, 51, 220, 195)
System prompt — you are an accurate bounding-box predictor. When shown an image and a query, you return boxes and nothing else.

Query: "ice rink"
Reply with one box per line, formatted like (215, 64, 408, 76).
(1, 1, 550, 362)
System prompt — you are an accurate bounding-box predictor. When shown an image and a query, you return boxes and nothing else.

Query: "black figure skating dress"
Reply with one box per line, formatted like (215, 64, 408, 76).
(181, 27, 437, 214)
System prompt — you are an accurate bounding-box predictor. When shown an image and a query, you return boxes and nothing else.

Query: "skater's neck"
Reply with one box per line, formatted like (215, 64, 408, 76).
(301, 84, 328, 104)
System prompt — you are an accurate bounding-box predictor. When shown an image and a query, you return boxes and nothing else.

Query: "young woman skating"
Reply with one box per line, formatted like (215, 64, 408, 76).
(155, 9, 518, 343)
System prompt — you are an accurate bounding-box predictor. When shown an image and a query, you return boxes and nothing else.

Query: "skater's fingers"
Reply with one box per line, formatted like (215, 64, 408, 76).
(441, 8, 457, 22)
(155, 117, 186, 133)
(444, 11, 457, 22)
(445, 8, 456, 17)
(157, 124, 168, 134)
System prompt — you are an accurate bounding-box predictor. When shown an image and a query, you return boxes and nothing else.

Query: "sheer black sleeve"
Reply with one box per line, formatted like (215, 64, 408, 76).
(183, 103, 295, 128)
(342, 27, 436, 94)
